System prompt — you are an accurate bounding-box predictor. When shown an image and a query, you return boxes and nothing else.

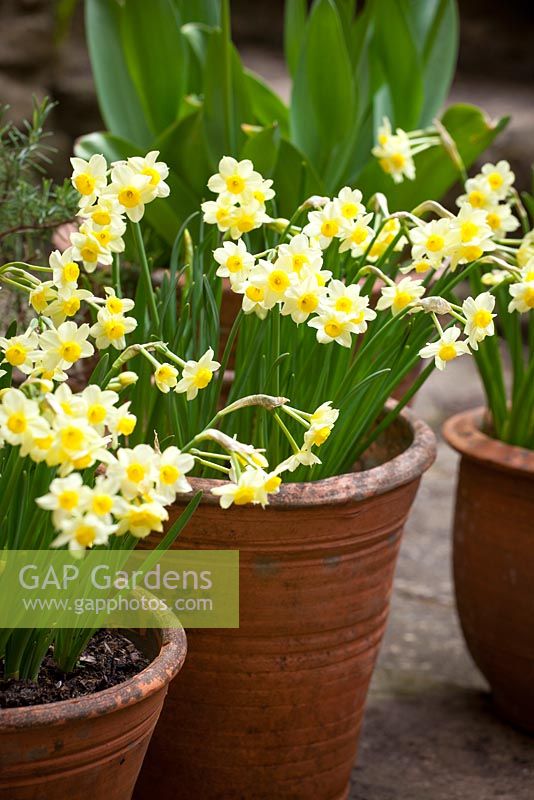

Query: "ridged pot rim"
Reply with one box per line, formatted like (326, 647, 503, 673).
(178, 406, 436, 508)
(443, 406, 534, 477)
(0, 624, 187, 730)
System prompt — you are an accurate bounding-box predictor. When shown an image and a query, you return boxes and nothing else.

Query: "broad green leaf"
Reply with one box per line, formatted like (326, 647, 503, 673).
(174, 0, 220, 26)
(271, 139, 324, 218)
(119, 0, 187, 134)
(240, 124, 281, 178)
(75, 132, 196, 244)
(244, 70, 290, 139)
(85, 0, 152, 147)
(155, 110, 213, 200)
(372, 0, 424, 129)
(404, 0, 459, 125)
(291, 0, 356, 175)
(355, 104, 509, 211)
(284, 0, 308, 78)
(203, 29, 253, 163)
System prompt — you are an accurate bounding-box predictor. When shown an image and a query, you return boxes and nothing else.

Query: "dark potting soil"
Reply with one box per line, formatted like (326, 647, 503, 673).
(0, 629, 150, 709)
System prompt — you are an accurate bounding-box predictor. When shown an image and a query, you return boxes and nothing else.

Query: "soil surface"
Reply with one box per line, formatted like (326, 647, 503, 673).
(0, 629, 149, 709)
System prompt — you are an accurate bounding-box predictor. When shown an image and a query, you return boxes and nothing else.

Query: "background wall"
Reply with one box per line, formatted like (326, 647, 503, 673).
(1, 0, 533, 185)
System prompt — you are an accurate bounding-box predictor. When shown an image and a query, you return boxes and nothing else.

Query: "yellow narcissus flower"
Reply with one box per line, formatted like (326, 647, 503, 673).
(336, 187, 365, 220)
(115, 500, 169, 538)
(29, 281, 57, 314)
(107, 402, 137, 446)
(372, 119, 415, 183)
(480, 161, 515, 201)
(376, 277, 425, 315)
(462, 292, 496, 350)
(175, 348, 221, 400)
(36, 473, 85, 527)
(303, 200, 343, 249)
(105, 163, 154, 222)
(0, 389, 49, 446)
(484, 203, 520, 237)
(508, 280, 534, 314)
(456, 176, 493, 210)
(274, 233, 323, 277)
(45, 286, 94, 326)
(338, 213, 374, 257)
(410, 218, 453, 267)
(106, 444, 159, 501)
(0, 330, 39, 374)
(307, 310, 361, 347)
(207, 157, 263, 203)
(281, 275, 326, 324)
(155, 446, 194, 503)
(39, 321, 94, 372)
(70, 154, 108, 207)
(214, 239, 254, 289)
(211, 467, 270, 509)
(51, 514, 117, 557)
(248, 260, 295, 310)
(201, 197, 234, 233)
(228, 200, 269, 240)
(321, 280, 376, 333)
(79, 385, 119, 431)
(419, 326, 471, 370)
(70, 227, 112, 273)
(90, 308, 137, 351)
(154, 362, 179, 393)
(78, 195, 123, 229)
(49, 248, 81, 289)
(128, 150, 170, 199)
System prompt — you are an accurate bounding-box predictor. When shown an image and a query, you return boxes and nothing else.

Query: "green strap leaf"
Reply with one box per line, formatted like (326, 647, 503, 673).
(404, 0, 459, 125)
(85, 0, 153, 147)
(244, 70, 290, 139)
(119, 0, 188, 135)
(240, 124, 281, 178)
(372, 0, 424, 129)
(290, 0, 356, 175)
(284, 0, 308, 78)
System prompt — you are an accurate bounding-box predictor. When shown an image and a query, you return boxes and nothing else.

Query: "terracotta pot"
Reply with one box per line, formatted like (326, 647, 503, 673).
(136, 409, 436, 800)
(443, 407, 534, 732)
(0, 626, 187, 800)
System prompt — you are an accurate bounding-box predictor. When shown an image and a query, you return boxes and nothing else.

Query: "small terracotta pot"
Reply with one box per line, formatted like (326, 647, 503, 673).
(0, 626, 187, 800)
(136, 410, 436, 800)
(443, 407, 534, 732)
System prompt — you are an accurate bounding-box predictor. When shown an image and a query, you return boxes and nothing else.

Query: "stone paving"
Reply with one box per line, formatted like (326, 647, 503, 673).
(350, 360, 534, 799)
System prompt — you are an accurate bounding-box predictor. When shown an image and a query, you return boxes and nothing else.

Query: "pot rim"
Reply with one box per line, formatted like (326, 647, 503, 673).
(443, 406, 534, 476)
(0, 624, 187, 730)
(178, 406, 436, 508)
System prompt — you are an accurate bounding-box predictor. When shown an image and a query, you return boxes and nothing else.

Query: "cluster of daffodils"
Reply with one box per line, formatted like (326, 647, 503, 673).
(204, 155, 534, 375)
(201, 156, 274, 239)
(209, 400, 339, 508)
(0, 370, 340, 550)
(0, 382, 192, 555)
(372, 118, 441, 184)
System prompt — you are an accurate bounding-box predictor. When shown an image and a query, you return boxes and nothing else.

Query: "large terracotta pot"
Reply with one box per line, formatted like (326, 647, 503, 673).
(443, 407, 534, 732)
(136, 410, 436, 800)
(0, 626, 187, 800)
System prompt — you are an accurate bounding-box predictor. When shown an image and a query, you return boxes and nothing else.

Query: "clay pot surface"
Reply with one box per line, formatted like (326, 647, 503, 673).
(136, 409, 436, 800)
(443, 407, 534, 732)
(0, 626, 187, 800)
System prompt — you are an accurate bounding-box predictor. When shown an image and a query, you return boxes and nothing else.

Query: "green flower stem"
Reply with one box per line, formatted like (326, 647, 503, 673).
(273, 412, 300, 454)
(192, 456, 231, 475)
(132, 221, 160, 329)
(112, 253, 122, 298)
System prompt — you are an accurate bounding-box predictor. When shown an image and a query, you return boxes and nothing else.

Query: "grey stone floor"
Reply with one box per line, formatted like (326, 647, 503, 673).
(350, 360, 534, 799)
